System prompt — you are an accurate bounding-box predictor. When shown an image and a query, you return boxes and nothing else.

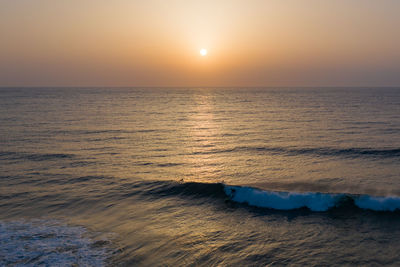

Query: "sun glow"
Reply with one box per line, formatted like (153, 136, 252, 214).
(200, 49, 208, 56)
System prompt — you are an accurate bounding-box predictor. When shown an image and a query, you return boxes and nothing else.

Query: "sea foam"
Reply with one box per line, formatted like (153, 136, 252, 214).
(0, 220, 112, 266)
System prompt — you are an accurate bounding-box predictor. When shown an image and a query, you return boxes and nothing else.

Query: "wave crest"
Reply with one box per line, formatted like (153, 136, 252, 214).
(129, 180, 400, 213)
(224, 185, 400, 212)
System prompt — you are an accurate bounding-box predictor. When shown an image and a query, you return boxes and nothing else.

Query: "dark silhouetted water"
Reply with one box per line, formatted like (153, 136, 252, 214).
(1, 87, 400, 266)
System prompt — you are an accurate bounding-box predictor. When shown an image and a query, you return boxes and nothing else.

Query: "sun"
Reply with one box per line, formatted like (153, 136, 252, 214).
(200, 48, 207, 56)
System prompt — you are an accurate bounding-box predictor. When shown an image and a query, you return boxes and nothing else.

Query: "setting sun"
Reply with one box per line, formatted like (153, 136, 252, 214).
(200, 49, 208, 56)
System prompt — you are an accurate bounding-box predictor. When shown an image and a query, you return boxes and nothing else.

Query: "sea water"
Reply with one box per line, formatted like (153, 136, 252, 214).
(1, 87, 400, 265)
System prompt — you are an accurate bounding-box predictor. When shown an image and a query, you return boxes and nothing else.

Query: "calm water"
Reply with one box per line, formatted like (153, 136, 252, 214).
(1, 87, 400, 266)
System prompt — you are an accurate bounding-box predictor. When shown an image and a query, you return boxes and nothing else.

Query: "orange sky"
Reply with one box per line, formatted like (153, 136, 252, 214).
(1, 0, 400, 87)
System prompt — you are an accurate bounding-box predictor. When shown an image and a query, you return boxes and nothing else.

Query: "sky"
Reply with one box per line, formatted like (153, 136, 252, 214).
(0, 0, 399, 87)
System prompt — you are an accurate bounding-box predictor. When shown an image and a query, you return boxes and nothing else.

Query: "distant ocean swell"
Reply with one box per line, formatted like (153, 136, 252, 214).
(0, 151, 74, 161)
(1, 146, 400, 164)
(191, 146, 400, 159)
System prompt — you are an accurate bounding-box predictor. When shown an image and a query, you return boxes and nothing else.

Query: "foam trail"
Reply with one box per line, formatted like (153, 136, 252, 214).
(224, 185, 400, 212)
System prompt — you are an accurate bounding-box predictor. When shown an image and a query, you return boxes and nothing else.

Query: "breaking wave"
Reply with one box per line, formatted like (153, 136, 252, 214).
(224, 185, 400, 212)
(134, 180, 400, 213)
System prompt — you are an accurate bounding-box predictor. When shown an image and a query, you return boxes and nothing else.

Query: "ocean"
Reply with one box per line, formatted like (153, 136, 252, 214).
(1, 87, 400, 266)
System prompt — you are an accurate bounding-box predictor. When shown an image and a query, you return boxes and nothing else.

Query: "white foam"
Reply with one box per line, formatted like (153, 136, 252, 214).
(0, 219, 112, 266)
(224, 185, 400, 212)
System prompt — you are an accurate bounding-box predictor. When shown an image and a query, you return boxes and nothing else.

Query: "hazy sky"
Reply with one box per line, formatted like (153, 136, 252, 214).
(1, 0, 400, 87)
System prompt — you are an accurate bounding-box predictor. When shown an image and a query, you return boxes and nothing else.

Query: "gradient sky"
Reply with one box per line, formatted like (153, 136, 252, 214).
(1, 0, 399, 87)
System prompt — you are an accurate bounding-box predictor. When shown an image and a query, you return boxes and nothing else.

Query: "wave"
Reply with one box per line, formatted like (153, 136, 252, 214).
(0, 151, 74, 161)
(138, 180, 226, 199)
(191, 146, 400, 159)
(263, 147, 400, 158)
(224, 185, 400, 212)
(136, 180, 400, 212)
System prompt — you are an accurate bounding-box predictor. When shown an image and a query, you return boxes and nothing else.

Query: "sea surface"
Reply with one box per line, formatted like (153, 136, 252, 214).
(1, 87, 400, 266)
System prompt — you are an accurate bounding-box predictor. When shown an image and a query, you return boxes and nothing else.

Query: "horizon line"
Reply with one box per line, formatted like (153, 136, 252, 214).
(1, 85, 400, 89)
